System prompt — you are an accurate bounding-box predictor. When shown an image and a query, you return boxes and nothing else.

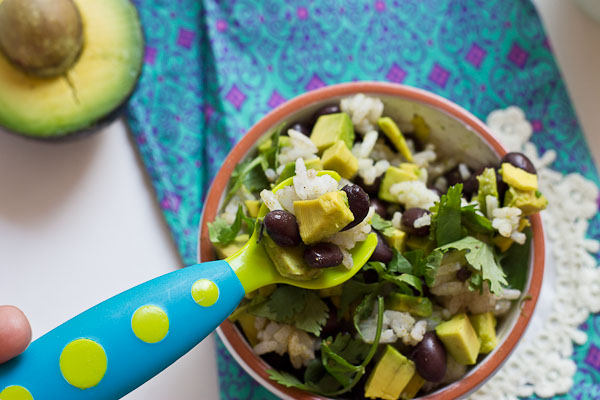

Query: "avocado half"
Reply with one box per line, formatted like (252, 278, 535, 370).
(0, 0, 144, 140)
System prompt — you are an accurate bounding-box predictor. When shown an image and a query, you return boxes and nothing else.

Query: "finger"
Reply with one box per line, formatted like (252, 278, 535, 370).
(0, 305, 32, 364)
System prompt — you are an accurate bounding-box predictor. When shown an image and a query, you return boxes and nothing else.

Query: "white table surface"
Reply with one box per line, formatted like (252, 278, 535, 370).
(1, 1, 598, 399)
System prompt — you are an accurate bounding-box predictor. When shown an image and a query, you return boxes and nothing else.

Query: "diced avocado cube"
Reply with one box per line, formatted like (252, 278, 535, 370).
(493, 218, 530, 252)
(410, 114, 430, 142)
(379, 164, 420, 202)
(258, 135, 291, 153)
(293, 191, 355, 244)
(318, 284, 343, 298)
(400, 372, 426, 400)
(469, 312, 498, 354)
(476, 168, 499, 216)
(384, 228, 407, 252)
(244, 200, 260, 218)
(214, 234, 250, 259)
(500, 163, 538, 191)
(504, 186, 548, 216)
(378, 117, 413, 162)
(435, 313, 481, 365)
(237, 313, 259, 346)
(386, 293, 433, 318)
(262, 235, 322, 280)
(258, 284, 277, 297)
(321, 140, 359, 179)
(365, 345, 416, 400)
(276, 157, 323, 184)
(310, 113, 354, 152)
(406, 235, 435, 253)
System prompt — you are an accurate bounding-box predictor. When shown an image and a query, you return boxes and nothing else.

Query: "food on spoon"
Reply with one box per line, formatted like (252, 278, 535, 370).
(0, 0, 143, 139)
(208, 93, 547, 399)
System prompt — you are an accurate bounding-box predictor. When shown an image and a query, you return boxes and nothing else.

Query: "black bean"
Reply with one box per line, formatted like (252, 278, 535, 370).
(496, 169, 508, 205)
(369, 232, 393, 263)
(401, 208, 431, 237)
(312, 104, 341, 124)
(341, 184, 370, 230)
(411, 332, 447, 382)
(456, 266, 471, 282)
(501, 152, 536, 174)
(304, 243, 343, 268)
(370, 198, 388, 219)
(355, 175, 381, 197)
(321, 305, 343, 338)
(264, 210, 301, 247)
(445, 165, 477, 198)
(289, 122, 311, 137)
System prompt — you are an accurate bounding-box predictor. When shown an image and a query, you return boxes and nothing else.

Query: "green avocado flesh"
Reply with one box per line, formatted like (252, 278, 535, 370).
(0, 0, 143, 138)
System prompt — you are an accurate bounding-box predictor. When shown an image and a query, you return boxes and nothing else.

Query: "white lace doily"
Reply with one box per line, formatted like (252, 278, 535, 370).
(469, 107, 600, 399)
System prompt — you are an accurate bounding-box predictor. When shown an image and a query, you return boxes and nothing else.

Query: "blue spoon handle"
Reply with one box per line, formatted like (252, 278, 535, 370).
(0, 260, 245, 400)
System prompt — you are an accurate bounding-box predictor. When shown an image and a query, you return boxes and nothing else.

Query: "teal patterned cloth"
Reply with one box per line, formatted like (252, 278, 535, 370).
(125, 0, 600, 398)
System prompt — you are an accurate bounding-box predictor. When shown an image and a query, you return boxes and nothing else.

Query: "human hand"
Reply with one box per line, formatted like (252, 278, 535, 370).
(0, 306, 31, 364)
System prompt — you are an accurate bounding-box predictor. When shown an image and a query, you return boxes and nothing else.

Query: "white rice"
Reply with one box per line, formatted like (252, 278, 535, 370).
(358, 305, 426, 346)
(391, 211, 403, 229)
(265, 168, 278, 182)
(328, 207, 375, 268)
(485, 194, 499, 218)
(253, 320, 318, 369)
(340, 94, 384, 134)
(292, 158, 338, 201)
(458, 163, 471, 181)
(389, 180, 440, 210)
(413, 213, 431, 228)
(492, 206, 522, 239)
(277, 129, 318, 165)
(260, 189, 283, 211)
(357, 158, 390, 186)
(352, 130, 379, 158)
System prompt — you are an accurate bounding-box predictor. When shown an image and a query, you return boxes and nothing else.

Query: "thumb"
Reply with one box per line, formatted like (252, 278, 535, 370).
(0, 305, 32, 364)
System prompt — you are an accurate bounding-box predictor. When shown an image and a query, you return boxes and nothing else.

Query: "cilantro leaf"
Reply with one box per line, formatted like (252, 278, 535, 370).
(321, 334, 368, 386)
(438, 236, 508, 294)
(293, 292, 329, 335)
(208, 204, 252, 245)
(431, 184, 463, 246)
(370, 214, 396, 236)
(353, 292, 377, 340)
(262, 123, 285, 171)
(500, 227, 532, 291)
(363, 262, 422, 295)
(267, 297, 384, 398)
(339, 279, 379, 319)
(461, 204, 494, 235)
(248, 286, 329, 335)
(387, 249, 413, 274)
(422, 249, 444, 286)
(404, 249, 426, 277)
(268, 286, 307, 320)
(304, 360, 342, 393)
(226, 157, 269, 202)
(267, 369, 314, 391)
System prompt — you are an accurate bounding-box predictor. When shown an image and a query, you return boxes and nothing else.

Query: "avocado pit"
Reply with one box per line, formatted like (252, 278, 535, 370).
(0, 0, 83, 77)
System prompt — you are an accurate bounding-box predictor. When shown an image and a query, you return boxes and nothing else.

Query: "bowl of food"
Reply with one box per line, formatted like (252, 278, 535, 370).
(199, 82, 545, 399)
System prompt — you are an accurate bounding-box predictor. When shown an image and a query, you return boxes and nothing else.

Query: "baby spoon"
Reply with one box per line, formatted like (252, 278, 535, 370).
(0, 171, 377, 400)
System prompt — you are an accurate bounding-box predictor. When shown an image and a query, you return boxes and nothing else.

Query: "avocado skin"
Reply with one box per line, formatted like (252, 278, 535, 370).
(0, 0, 145, 141)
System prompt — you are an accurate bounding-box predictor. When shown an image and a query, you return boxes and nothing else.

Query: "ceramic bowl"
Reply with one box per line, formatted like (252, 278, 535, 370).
(198, 82, 544, 400)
